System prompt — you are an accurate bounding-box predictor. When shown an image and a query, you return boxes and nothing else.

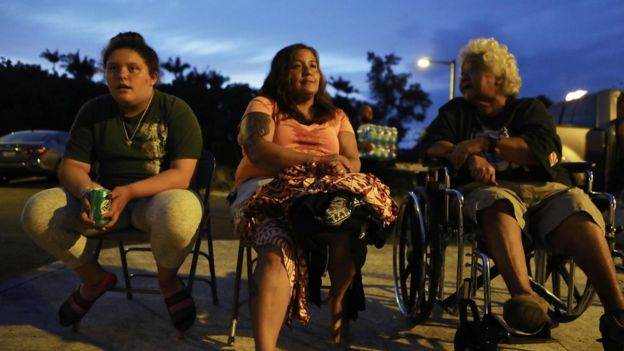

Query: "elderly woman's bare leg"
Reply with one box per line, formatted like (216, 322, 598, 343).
(481, 200, 532, 296)
(481, 200, 549, 332)
(548, 213, 624, 314)
(251, 245, 292, 351)
(327, 232, 356, 343)
(548, 212, 624, 345)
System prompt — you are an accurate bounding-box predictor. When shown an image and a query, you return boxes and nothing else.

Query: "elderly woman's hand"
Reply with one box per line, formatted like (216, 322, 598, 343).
(318, 154, 352, 176)
(449, 138, 487, 169)
(467, 154, 497, 185)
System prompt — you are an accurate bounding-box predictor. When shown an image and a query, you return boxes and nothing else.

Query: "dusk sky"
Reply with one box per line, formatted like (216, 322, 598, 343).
(2, 0, 623, 145)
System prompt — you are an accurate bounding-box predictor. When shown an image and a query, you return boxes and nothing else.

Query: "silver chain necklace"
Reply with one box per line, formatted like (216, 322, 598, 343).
(120, 93, 154, 146)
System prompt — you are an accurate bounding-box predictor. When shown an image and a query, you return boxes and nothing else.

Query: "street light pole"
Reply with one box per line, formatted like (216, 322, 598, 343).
(448, 59, 456, 100)
(417, 57, 457, 100)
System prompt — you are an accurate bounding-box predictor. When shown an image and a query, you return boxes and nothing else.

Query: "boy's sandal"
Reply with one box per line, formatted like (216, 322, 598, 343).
(58, 272, 117, 326)
(164, 280, 196, 332)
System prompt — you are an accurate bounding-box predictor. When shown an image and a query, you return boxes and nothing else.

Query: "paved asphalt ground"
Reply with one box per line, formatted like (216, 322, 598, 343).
(1, 178, 623, 350)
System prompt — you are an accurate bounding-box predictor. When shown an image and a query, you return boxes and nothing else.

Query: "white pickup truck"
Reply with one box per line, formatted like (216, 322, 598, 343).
(549, 89, 623, 193)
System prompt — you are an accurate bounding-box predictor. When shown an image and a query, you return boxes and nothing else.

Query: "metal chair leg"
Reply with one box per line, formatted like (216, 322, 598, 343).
(186, 230, 202, 294)
(246, 244, 254, 295)
(117, 240, 133, 300)
(205, 220, 219, 305)
(228, 241, 246, 345)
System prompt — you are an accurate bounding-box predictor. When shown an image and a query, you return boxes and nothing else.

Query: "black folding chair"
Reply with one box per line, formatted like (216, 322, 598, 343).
(93, 150, 219, 304)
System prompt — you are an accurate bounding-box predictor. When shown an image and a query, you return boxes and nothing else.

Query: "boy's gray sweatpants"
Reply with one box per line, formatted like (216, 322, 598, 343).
(21, 187, 202, 269)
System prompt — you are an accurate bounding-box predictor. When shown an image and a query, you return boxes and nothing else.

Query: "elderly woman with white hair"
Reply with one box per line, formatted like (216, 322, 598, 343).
(419, 37, 624, 347)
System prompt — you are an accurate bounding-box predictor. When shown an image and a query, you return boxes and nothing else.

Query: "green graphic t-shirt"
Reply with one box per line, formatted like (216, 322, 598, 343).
(65, 89, 203, 189)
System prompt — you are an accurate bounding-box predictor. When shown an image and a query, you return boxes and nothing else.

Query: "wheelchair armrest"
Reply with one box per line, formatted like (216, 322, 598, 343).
(421, 158, 453, 187)
(560, 161, 595, 173)
(560, 162, 595, 192)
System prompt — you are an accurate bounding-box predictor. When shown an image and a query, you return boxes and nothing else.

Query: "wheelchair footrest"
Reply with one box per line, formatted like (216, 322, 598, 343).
(499, 315, 553, 344)
(454, 298, 555, 349)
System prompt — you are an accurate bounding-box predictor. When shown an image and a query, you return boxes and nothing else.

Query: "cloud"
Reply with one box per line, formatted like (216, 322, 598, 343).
(18, 7, 144, 39)
(241, 49, 276, 64)
(320, 52, 369, 74)
(156, 35, 239, 56)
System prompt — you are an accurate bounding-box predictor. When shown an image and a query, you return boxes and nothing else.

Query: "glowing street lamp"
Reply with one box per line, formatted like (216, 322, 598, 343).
(565, 89, 588, 101)
(417, 57, 456, 100)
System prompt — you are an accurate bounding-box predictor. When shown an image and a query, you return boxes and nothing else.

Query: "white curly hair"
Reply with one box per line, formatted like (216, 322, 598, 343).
(459, 37, 522, 97)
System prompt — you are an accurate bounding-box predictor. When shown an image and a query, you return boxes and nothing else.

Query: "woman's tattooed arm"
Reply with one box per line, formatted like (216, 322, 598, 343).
(239, 112, 272, 151)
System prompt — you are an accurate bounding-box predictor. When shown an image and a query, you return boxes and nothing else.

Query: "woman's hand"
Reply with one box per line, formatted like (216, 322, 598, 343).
(318, 154, 352, 176)
(98, 186, 133, 231)
(449, 138, 486, 169)
(467, 154, 498, 185)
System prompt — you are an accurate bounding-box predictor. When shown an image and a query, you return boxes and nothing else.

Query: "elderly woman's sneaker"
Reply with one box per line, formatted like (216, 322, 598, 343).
(502, 294, 550, 333)
(599, 312, 624, 351)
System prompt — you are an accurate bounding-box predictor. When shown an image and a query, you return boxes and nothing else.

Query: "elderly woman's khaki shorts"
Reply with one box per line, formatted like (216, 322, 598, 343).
(460, 180, 605, 244)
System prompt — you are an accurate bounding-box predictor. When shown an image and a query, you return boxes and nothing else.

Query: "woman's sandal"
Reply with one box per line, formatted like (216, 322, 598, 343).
(163, 279, 196, 332)
(329, 316, 350, 346)
(58, 272, 117, 327)
(327, 293, 350, 346)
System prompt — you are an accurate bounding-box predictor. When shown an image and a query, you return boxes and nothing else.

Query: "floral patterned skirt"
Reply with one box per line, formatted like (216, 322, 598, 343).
(234, 162, 397, 325)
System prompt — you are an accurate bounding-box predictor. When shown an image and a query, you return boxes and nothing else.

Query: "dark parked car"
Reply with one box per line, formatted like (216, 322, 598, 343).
(0, 130, 69, 182)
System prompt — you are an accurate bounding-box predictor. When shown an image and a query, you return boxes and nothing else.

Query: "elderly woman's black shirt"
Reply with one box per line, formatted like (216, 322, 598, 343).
(418, 97, 572, 186)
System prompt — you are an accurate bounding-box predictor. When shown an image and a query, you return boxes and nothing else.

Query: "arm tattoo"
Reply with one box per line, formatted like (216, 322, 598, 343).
(240, 112, 272, 150)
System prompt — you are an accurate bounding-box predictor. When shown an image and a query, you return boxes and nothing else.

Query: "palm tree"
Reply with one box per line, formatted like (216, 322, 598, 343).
(161, 57, 190, 82)
(40, 49, 61, 75)
(60, 51, 98, 81)
(206, 69, 229, 91)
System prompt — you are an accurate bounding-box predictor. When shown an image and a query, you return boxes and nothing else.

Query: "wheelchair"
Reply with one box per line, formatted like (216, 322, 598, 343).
(392, 161, 619, 350)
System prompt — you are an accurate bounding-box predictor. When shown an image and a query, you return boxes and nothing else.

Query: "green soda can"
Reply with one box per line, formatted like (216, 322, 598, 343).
(90, 188, 112, 227)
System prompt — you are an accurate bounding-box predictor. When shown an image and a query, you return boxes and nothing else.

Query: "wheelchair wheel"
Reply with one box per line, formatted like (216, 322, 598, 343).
(543, 256, 596, 323)
(393, 188, 442, 324)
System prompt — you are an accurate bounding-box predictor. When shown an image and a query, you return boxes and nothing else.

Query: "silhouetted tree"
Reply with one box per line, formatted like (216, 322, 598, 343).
(183, 68, 211, 91)
(0, 57, 106, 135)
(366, 52, 431, 142)
(60, 51, 98, 81)
(40, 49, 61, 75)
(206, 69, 229, 91)
(329, 76, 358, 97)
(161, 57, 190, 82)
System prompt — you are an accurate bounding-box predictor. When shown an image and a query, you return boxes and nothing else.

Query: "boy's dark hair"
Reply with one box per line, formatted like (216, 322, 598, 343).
(102, 31, 159, 77)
